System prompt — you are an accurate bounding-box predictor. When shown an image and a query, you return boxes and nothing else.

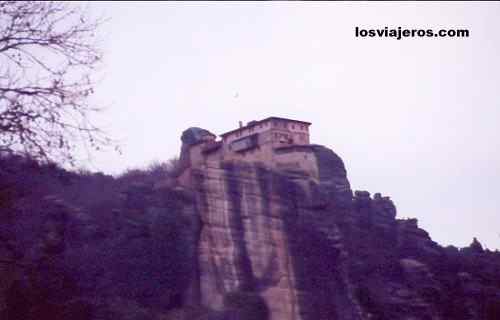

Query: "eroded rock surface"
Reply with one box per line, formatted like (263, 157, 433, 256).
(177, 143, 361, 320)
(176, 128, 500, 320)
(1, 130, 500, 320)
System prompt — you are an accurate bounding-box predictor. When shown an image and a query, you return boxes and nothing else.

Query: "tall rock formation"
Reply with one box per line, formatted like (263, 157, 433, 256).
(176, 127, 364, 320)
(175, 126, 500, 320)
(1, 127, 500, 320)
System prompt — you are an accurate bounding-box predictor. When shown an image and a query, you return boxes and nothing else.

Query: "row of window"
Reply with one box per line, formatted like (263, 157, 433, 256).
(232, 121, 307, 139)
(271, 121, 307, 131)
(274, 133, 289, 139)
(273, 132, 308, 143)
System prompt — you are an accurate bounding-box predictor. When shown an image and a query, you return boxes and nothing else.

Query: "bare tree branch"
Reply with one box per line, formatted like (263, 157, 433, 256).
(0, 1, 113, 165)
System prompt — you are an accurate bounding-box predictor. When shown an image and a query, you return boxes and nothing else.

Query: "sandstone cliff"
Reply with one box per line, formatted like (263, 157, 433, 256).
(1, 131, 500, 320)
(175, 127, 500, 320)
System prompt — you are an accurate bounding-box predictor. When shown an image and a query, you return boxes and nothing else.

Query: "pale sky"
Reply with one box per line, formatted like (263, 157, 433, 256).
(84, 2, 500, 250)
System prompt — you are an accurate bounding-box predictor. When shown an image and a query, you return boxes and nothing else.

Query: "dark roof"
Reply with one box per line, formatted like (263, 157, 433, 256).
(220, 117, 311, 138)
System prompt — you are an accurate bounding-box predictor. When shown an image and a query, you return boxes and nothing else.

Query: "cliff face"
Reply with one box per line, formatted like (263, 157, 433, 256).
(177, 129, 500, 320)
(2, 133, 500, 320)
(186, 145, 358, 320)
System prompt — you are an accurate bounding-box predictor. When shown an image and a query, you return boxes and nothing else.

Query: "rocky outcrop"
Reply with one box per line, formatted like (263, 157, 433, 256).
(2, 130, 500, 320)
(177, 128, 500, 320)
(177, 141, 361, 320)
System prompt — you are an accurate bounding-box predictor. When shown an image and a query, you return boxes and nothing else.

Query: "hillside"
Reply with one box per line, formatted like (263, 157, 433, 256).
(0, 128, 499, 320)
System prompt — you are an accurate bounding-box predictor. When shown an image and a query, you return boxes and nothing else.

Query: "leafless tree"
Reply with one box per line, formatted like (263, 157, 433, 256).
(0, 1, 112, 165)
